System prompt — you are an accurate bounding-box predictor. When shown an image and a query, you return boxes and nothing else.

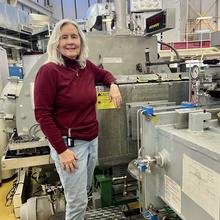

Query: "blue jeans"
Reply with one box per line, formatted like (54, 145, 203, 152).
(50, 137, 98, 220)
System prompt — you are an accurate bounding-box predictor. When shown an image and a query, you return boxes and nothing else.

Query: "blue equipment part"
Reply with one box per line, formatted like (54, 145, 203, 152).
(180, 102, 196, 108)
(142, 106, 154, 116)
(143, 210, 159, 220)
(9, 66, 23, 79)
(134, 159, 147, 173)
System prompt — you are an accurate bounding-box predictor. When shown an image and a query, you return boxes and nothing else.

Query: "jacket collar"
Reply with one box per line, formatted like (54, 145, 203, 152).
(62, 55, 80, 69)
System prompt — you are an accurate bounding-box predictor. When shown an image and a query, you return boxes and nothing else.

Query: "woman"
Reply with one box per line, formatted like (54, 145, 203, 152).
(34, 19, 122, 220)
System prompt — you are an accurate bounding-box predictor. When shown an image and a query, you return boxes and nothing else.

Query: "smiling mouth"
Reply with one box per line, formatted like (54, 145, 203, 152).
(66, 47, 78, 51)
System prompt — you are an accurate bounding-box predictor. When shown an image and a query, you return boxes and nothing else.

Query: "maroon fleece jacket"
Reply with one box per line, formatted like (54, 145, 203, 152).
(34, 57, 115, 154)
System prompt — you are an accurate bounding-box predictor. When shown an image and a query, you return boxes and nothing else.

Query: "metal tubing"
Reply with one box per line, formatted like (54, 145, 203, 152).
(157, 40, 180, 61)
(114, 0, 129, 34)
(145, 60, 183, 66)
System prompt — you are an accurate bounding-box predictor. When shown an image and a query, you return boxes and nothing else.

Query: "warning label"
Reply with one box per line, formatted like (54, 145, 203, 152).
(96, 92, 116, 110)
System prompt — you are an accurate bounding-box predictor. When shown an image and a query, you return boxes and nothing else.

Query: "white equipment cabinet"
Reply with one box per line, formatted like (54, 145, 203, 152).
(136, 106, 220, 220)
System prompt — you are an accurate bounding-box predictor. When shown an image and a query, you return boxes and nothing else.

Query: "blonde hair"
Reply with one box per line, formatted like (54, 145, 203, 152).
(47, 19, 88, 68)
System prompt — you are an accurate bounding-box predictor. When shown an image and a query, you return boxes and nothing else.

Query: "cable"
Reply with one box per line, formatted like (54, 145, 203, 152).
(5, 180, 24, 207)
(32, 186, 43, 196)
(157, 41, 180, 61)
(32, 124, 41, 137)
(28, 124, 40, 140)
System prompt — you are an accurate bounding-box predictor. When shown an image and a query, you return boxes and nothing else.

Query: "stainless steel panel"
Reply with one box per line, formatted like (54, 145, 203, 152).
(5, 4, 18, 31)
(126, 100, 176, 140)
(157, 125, 220, 220)
(141, 108, 220, 220)
(86, 33, 158, 75)
(97, 81, 188, 167)
(211, 31, 220, 47)
(0, 2, 7, 28)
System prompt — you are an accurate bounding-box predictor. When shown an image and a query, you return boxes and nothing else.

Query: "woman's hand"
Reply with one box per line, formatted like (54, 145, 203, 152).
(109, 83, 122, 108)
(59, 149, 78, 173)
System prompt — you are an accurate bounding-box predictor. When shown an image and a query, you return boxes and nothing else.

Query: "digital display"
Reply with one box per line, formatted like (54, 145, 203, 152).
(145, 10, 166, 35)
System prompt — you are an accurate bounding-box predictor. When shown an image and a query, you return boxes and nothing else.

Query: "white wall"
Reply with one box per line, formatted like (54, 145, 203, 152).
(161, 0, 220, 43)
(162, 0, 181, 42)
(188, 0, 217, 32)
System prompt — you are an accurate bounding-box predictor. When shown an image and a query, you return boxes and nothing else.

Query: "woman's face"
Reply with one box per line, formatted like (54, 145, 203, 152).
(58, 23, 81, 59)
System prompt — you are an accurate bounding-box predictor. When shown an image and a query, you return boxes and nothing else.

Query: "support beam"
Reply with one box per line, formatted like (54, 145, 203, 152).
(0, 33, 30, 44)
(217, 0, 220, 30)
(188, 1, 216, 33)
(18, 0, 52, 16)
(159, 47, 220, 60)
(60, 0, 64, 19)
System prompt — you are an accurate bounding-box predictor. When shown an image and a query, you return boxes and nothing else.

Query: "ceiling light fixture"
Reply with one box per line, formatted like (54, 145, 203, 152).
(196, 16, 212, 20)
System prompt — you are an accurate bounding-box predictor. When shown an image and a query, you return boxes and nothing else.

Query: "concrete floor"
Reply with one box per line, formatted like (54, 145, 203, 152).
(0, 177, 18, 220)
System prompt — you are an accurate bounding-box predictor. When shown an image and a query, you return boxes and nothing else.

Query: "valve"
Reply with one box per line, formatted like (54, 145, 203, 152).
(134, 156, 156, 174)
(143, 210, 159, 220)
(142, 106, 154, 117)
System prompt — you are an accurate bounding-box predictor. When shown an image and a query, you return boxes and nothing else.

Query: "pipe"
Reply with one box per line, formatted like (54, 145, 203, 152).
(157, 40, 180, 61)
(114, 0, 129, 34)
(145, 60, 184, 66)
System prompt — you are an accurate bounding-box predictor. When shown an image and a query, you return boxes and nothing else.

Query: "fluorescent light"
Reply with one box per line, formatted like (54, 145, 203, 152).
(196, 16, 212, 20)
(195, 29, 211, 33)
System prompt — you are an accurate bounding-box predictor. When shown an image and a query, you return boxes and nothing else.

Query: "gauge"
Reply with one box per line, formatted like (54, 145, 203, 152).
(191, 65, 200, 79)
